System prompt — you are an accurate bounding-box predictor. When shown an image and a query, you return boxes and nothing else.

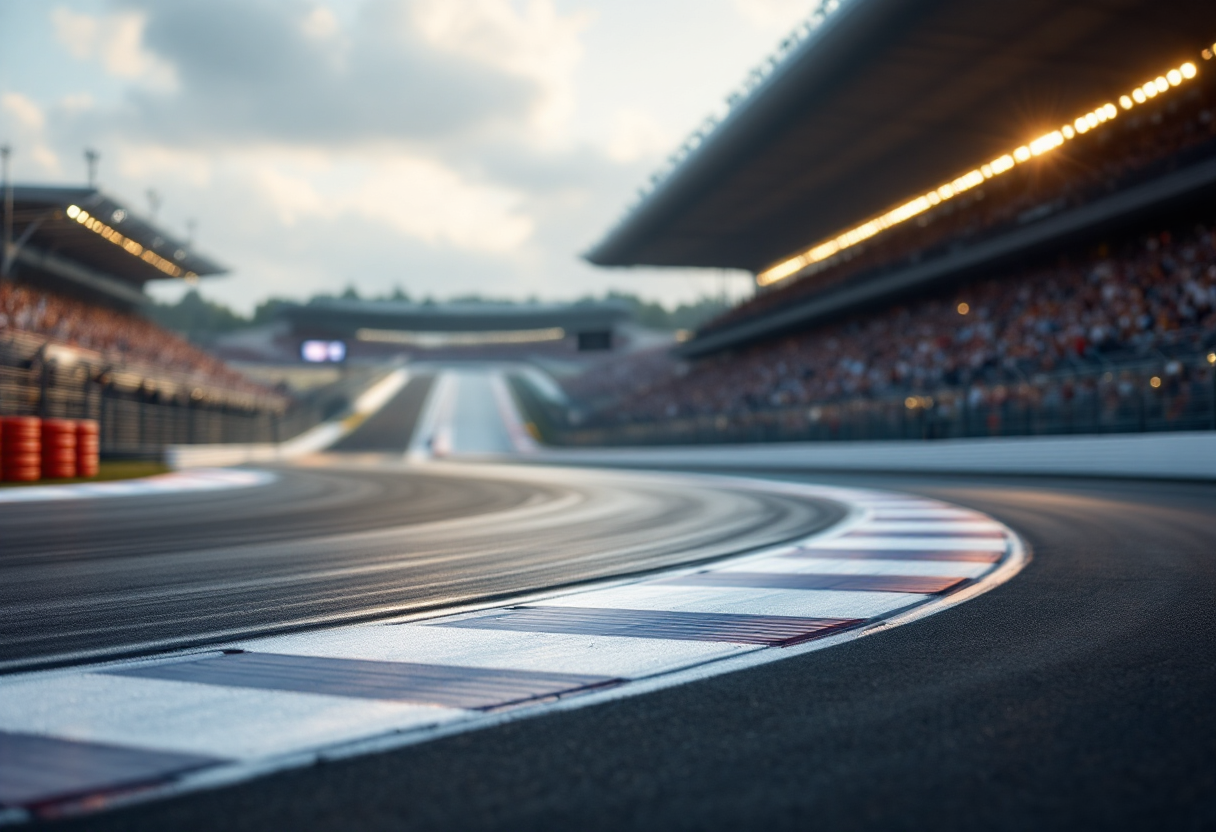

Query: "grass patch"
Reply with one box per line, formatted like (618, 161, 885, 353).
(0, 460, 170, 488)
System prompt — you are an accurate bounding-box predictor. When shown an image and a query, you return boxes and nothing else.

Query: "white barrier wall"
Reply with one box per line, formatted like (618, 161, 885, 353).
(167, 368, 410, 469)
(536, 430, 1216, 481)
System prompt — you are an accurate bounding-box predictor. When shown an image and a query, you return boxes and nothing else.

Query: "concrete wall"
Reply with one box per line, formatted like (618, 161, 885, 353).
(535, 431, 1216, 481)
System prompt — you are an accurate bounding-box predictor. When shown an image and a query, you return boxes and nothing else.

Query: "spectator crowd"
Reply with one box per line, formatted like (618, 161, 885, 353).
(572, 216, 1216, 425)
(0, 281, 270, 397)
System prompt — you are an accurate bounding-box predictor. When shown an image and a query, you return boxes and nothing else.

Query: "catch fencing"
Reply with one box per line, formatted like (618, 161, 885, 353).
(521, 352, 1216, 447)
(0, 332, 320, 457)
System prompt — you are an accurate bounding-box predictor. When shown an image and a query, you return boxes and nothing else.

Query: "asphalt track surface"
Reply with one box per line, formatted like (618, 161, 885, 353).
(0, 385, 837, 672)
(329, 376, 434, 453)
(39, 470, 1216, 832)
(7, 377, 1214, 829)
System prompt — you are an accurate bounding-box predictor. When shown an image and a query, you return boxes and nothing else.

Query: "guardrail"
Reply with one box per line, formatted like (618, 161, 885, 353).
(0, 334, 326, 457)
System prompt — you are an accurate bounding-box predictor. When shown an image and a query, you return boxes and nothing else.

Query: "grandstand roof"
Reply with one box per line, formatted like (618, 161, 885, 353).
(3, 185, 226, 304)
(586, 0, 1216, 273)
(282, 298, 631, 336)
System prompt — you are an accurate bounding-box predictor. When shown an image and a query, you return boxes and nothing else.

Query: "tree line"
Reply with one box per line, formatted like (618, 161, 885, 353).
(148, 286, 731, 341)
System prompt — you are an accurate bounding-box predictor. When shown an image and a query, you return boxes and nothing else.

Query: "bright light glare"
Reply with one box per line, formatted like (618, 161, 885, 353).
(756, 56, 1204, 287)
(301, 340, 347, 362)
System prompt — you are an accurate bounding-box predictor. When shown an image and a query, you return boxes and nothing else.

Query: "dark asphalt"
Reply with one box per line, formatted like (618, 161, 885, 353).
(0, 395, 837, 670)
(329, 375, 434, 453)
(51, 472, 1216, 832)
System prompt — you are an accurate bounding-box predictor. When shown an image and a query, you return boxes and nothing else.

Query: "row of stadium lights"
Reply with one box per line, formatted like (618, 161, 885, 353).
(757, 54, 1208, 287)
(64, 203, 195, 280)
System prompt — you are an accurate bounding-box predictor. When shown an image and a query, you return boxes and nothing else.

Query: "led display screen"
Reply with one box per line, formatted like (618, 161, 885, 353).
(300, 340, 347, 363)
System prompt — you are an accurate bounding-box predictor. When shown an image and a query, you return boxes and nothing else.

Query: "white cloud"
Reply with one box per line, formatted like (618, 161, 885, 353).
(606, 108, 674, 163)
(0, 93, 61, 175)
(413, 0, 590, 144)
(2, 92, 46, 130)
(253, 167, 328, 226)
(15, 0, 790, 310)
(731, 0, 812, 29)
(58, 93, 95, 113)
(30, 145, 63, 176)
(51, 7, 178, 91)
(300, 6, 341, 41)
(114, 144, 213, 187)
(250, 152, 533, 252)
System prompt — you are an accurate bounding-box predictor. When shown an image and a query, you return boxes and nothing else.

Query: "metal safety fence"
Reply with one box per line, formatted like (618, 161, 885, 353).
(0, 336, 322, 458)
(518, 352, 1216, 447)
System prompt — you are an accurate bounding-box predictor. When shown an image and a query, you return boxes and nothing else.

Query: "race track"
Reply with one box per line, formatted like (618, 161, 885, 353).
(0, 460, 837, 672)
(52, 472, 1213, 832)
(3, 371, 1213, 830)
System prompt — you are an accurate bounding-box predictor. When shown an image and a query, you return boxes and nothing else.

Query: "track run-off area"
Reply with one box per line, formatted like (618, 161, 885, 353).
(0, 369, 1213, 830)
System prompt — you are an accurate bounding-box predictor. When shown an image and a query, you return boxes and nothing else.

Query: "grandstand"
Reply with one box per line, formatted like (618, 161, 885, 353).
(279, 298, 635, 361)
(571, 0, 1216, 443)
(0, 184, 292, 454)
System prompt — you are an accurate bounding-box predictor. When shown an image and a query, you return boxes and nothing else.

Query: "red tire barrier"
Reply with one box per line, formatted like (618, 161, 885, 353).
(41, 418, 77, 480)
(3, 465, 41, 482)
(76, 419, 100, 478)
(2, 416, 41, 482)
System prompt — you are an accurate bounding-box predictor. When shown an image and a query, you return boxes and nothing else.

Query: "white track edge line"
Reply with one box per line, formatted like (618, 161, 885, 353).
(2, 480, 1027, 823)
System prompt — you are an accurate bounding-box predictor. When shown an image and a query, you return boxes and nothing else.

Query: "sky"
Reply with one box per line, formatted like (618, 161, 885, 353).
(0, 0, 812, 313)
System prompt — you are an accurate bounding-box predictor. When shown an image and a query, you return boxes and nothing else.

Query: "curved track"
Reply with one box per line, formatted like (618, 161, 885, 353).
(38, 470, 1215, 832)
(0, 460, 840, 672)
(3, 373, 1214, 829)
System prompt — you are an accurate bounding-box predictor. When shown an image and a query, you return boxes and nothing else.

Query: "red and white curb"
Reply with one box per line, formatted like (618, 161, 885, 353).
(0, 468, 274, 504)
(0, 480, 1026, 823)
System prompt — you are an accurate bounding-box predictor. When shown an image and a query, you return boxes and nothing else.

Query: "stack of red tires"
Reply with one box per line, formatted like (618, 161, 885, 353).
(41, 419, 79, 479)
(0, 417, 102, 482)
(2, 417, 42, 482)
(77, 419, 100, 478)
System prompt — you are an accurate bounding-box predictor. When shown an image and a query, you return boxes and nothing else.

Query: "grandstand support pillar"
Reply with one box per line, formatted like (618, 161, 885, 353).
(38, 360, 50, 419)
(138, 399, 146, 455)
(1137, 381, 1147, 433)
(1210, 362, 1216, 431)
(99, 388, 109, 456)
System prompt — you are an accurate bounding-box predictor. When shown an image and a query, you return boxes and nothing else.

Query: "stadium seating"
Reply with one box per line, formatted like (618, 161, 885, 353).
(571, 215, 1216, 426)
(705, 70, 1216, 334)
(0, 281, 270, 398)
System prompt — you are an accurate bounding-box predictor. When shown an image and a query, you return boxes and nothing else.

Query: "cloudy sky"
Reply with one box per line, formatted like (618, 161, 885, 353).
(0, 0, 809, 312)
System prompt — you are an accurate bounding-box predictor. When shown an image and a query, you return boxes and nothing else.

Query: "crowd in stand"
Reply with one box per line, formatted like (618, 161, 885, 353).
(571, 216, 1216, 425)
(0, 281, 270, 397)
(706, 65, 1216, 334)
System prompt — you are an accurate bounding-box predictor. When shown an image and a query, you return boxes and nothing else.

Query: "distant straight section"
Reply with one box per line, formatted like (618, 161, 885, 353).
(330, 375, 434, 453)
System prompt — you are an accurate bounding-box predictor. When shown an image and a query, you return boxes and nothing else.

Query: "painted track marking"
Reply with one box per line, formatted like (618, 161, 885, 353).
(0, 479, 1026, 823)
(0, 469, 274, 503)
